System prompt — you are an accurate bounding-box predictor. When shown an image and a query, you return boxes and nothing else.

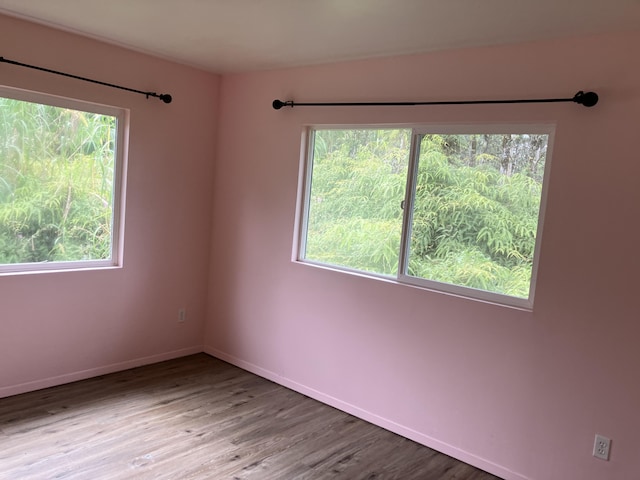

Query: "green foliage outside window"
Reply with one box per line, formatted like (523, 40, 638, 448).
(303, 128, 549, 300)
(0, 96, 116, 266)
(305, 129, 410, 275)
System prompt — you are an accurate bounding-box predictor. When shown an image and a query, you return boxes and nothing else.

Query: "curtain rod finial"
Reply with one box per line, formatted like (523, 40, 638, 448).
(159, 94, 172, 104)
(273, 99, 293, 109)
(573, 91, 598, 107)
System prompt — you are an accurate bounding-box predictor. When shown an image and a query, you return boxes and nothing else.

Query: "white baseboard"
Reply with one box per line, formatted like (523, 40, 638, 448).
(203, 345, 529, 480)
(0, 346, 204, 399)
(2, 344, 529, 480)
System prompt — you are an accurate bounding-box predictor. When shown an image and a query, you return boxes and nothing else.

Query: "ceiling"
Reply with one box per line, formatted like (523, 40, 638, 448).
(0, 0, 639, 74)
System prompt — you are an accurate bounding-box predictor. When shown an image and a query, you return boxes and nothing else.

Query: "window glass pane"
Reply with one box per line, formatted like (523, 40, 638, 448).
(407, 133, 549, 298)
(0, 96, 117, 266)
(304, 128, 410, 276)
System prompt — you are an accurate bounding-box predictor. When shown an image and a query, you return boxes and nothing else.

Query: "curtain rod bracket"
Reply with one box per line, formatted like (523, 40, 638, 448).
(272, 99, 293, 109)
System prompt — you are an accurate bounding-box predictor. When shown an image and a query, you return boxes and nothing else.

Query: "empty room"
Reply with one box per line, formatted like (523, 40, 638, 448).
(0, 1, 639, 479)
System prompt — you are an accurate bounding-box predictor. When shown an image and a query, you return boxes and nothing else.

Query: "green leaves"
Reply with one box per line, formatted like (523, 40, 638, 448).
(408, 134, 546, 298)
(0, 96, 116, 265)
(305, 129, 411, 276)
(303, 129, 548, 300)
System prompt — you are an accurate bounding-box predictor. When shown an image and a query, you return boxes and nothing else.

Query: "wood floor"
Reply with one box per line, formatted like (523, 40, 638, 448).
(0, 354, 502, 480)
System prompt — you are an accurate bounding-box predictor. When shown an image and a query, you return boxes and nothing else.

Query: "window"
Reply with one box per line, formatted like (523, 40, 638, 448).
(296, 125, 554, 309)
(0, 86, 128, 274)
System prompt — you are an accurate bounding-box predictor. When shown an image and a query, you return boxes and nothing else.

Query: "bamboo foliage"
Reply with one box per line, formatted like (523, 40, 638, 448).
(304, 129, 548, 299)
(0, 96, 116, 265)
(306, 129, 410, 275)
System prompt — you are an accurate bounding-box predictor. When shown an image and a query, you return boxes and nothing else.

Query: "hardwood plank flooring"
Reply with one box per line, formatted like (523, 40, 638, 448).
(0, 354, 502, 479)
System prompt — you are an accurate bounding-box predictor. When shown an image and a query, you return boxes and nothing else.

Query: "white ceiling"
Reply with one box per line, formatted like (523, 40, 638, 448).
(0, 0, 639, 74)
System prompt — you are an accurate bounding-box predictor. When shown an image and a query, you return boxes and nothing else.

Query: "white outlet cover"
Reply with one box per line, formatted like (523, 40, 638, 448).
(593, 434, 611, 461)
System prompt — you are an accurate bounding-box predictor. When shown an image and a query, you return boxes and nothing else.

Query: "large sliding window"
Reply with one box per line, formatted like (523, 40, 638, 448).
(296, 125, 554, 309)
(0, 86, 128, 274)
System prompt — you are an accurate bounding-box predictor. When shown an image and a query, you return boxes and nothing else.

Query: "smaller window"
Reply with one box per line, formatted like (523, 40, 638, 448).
(0, 86, 128, 274)
(296, 124, 554, 309)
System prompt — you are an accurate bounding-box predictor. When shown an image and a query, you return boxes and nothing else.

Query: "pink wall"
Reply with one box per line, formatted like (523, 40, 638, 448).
(0, 14, 219, 396)
(205, 33, 640, 480)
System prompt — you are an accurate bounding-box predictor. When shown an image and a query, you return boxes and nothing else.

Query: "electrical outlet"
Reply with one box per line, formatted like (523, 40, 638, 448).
(178, 308, 186, 323)
(593, 434, 611, 461)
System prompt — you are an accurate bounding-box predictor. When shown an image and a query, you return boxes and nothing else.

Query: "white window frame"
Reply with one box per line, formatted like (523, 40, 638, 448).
(0, 85, 129, 275)
(293, 123, 555, 310)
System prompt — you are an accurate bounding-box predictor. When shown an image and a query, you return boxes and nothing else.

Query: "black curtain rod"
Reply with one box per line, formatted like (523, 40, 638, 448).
(272, 91, 598, 110)
(0, 56, 172, 104)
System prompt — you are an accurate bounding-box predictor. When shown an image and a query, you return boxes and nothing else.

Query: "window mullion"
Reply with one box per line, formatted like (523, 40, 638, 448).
(397, 130, 422, 279)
